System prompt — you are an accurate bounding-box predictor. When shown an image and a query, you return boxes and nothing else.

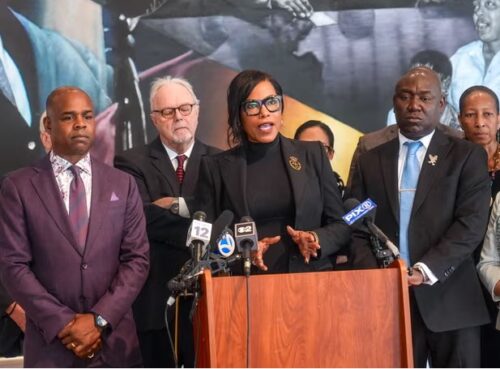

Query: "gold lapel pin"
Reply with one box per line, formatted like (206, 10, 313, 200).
(427, 154, 438, 166)
(288, 156, 302, 171)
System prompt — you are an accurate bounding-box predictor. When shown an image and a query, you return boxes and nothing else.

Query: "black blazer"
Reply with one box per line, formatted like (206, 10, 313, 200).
(114, 137, 220, 331)
(196, 135, 351, 273)
(350, 129, 490, 332)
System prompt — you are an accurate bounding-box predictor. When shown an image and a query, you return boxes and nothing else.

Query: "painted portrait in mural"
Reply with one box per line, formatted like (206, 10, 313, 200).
(0, 0, 486, 179)
(0, 0, 113, 175)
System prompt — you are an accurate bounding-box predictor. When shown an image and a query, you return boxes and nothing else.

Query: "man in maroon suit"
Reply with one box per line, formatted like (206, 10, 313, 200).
(0, 86, 149, 367)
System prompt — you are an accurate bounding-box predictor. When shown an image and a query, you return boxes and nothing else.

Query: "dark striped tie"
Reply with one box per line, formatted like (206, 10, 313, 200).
(175, 155, 187, 184)
(69, 166, 89, 249)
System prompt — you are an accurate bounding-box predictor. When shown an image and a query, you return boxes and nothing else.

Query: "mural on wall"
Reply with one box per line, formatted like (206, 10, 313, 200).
(0, 0, 496, 179)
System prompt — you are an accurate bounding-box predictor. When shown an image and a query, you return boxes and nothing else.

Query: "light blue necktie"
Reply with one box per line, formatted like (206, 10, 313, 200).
(399, 141, 422, 265)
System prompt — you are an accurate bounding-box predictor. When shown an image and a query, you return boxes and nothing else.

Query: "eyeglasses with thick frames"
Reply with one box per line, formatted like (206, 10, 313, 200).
(241, 95, 282, 116)
(151, 103, 197, 119)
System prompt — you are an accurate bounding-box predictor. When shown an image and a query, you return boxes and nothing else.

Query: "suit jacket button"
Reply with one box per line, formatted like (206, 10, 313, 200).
(81, 263, 88, 270)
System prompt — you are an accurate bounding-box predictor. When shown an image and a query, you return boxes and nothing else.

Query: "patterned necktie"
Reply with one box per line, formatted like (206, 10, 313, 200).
(69, 166, 89, 249)
(176, 155, 187, 184)
(399, 141, 422, 265)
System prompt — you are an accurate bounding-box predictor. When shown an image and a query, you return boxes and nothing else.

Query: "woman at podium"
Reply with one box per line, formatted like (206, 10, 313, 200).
(196, 69, 351, 274)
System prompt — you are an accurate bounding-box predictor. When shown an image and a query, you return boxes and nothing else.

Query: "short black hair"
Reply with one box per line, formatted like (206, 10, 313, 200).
(459, 85, 499, 114)
(226, 69, 283, 146)
(294, 120, 334, 149)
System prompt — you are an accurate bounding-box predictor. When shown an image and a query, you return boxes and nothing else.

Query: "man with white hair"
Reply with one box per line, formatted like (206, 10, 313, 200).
(114, 76, 220, 367)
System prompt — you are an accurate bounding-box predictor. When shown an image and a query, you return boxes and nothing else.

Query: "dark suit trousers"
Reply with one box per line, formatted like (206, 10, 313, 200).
(410, 292, 480, 368)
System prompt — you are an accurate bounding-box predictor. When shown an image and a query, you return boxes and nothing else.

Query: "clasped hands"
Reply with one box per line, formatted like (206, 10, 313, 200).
(58, 313, 102, 360)
(251, 225, 320, 271)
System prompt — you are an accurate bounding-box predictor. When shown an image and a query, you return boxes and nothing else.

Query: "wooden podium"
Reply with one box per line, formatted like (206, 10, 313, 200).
(193, 260, 413, 367)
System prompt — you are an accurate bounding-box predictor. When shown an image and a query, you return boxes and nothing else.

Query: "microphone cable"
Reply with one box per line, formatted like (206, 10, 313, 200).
(164, 299, 179, 368)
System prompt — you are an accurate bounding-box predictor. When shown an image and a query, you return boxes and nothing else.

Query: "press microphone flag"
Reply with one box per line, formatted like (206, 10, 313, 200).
(216, 230, 236, 258)
(234, 216, 259, 276)
(343, 198, 400, 259)
(342, 198, 377, 225)
(186, 211, 212, 248)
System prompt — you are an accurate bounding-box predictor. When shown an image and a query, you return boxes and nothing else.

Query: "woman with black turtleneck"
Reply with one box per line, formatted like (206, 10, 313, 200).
(196, 69, 351, 274)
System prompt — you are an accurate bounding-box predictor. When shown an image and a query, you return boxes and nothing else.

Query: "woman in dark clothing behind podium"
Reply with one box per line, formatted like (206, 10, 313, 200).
(196, 70, 351, 274)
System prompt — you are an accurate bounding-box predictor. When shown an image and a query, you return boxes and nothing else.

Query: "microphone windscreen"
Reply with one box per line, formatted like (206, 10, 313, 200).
(343, 198, 360, 211)
(209, 210, 235, 245)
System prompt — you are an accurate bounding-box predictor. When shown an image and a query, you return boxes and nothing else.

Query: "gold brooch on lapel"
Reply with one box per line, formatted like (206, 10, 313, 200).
(288, 156, 302, 171)
(427, 154, 438, 166)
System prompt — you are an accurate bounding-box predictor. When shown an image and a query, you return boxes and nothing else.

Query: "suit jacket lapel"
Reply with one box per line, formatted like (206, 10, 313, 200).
(84, 159, 112, 255)
(412, 130, 451, 215)
(380, 138, 400, 224)
(280, 137, 306, 222)
(149, 137, 180, 196)
(31, 156, 82, 255)
(219, 146, 250, 218)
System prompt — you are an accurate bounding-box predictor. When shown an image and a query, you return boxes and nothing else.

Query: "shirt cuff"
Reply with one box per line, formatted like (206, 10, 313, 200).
(178, 197, 190, 218)
(414, 262, 438, 286)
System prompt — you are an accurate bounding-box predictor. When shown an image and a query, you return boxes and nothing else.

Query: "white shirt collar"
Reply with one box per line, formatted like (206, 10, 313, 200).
(49, 151, 92, 176)
(398, 129, 435, 151)
(162, 140, 195, 161)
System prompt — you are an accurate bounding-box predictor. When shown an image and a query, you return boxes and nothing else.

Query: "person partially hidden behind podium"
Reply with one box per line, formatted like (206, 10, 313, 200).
(349, 66, 490, 367)
(294, 120, 350, 270)
(196, 69, 351, 273)
(114, 76, 220, 368)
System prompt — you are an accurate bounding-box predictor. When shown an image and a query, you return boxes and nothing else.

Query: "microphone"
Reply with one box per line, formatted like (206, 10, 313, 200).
(186, 211, 212, 263)
(234, 216, 259, 276)
(214, 228, 236, 258)
(343, 198, 400, 259)
(207, 210, 235, 258)
(342, 198, 376, 227)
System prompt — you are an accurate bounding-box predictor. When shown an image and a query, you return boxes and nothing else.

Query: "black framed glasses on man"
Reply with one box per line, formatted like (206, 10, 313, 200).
(241, 95, 282, 116)
(151, 103, 197, 119)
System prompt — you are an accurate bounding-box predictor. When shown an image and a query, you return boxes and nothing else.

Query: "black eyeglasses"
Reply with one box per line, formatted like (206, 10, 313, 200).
(241, 95, 282, 116)
(151, 103, 197, 119)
